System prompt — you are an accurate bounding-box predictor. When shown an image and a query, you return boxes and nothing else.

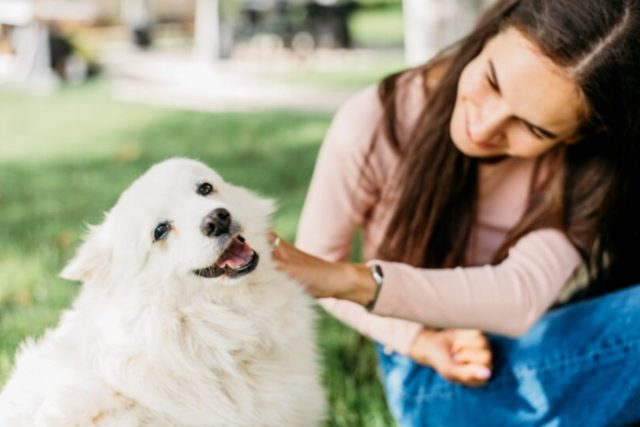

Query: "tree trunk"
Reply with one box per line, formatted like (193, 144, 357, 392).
(402, 0, 495, 66)
(194, 0, 220, 62)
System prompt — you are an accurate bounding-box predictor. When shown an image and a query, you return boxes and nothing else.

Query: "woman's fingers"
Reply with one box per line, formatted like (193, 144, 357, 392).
(430, 329, 492, 387)
(268, 233, 296, 264)
(266, 230, 278, 244)
(439, 363, 493, 387)
(267, 231, 284, 261)
(408, 329, 493, 387)
(451, 329, 489, 353)
(452, 348, 493, 367)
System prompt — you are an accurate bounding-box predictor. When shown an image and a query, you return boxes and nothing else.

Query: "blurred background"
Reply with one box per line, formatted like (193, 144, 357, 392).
(0, 0, 493, 425)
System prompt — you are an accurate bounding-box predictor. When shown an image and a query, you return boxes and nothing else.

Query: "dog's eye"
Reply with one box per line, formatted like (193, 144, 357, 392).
(197, 182, 214, 196)
(153, 222, 171, 242)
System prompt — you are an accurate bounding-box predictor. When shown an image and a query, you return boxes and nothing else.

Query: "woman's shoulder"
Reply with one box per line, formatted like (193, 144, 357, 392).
(329, 68, 431, 153)
(323, 85, 382, 163)
(332, 84, 382, 137)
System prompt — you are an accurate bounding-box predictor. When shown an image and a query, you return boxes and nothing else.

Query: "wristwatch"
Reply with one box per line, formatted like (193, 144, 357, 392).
(365, 262, 384, 311)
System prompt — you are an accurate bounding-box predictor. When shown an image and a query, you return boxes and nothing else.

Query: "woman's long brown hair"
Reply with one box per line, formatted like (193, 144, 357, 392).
(372, 0, 640, 299)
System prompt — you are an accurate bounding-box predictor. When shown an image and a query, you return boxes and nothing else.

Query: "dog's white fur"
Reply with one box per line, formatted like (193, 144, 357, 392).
(0, 158, 326, 426)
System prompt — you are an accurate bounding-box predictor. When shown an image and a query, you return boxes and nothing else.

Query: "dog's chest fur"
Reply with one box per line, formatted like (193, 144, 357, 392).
(97, 275, 322, 426)
(0, 272, 325, 427)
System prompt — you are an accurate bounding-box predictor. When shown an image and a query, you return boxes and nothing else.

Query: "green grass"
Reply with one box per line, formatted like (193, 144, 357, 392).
(351, 3, 405, 48)
(0, 82, 395, 426)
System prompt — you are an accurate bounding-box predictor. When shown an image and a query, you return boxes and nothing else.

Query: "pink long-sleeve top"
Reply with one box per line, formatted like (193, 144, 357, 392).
(295, 75, 583, 356)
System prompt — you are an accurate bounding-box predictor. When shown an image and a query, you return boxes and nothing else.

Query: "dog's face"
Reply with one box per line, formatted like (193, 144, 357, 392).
(61, 158, 274, 289)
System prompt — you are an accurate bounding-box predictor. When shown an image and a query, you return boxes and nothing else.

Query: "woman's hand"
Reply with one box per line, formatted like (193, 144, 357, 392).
(269, 232, 376, 305)
(271, 233, 493, 386)
(408, 328, 493, 387)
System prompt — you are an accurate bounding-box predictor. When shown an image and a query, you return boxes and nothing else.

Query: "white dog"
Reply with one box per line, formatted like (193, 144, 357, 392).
(0, 158, 326, 427)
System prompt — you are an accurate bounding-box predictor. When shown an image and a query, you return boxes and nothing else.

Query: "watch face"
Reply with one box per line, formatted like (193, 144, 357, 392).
(374, 264, 383, 278)
(371, 263, 383, 284)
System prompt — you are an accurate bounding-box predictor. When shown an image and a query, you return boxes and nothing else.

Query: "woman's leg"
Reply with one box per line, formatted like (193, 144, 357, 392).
(376, 285, 640, 427)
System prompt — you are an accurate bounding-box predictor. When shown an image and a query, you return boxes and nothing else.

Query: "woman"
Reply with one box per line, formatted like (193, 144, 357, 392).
(273, 0, 640, 425)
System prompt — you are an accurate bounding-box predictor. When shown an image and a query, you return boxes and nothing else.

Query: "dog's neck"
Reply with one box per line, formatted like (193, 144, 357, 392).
(69, 268, 312, 422)
(77, 267, 304, 359)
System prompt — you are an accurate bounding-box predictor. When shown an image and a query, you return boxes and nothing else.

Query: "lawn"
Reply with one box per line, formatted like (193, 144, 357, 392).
(351, 2, 405, 48)
(0, 81, 396, 426)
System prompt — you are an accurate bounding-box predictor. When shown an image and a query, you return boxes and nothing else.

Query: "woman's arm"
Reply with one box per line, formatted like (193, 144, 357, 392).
(276, 228, 582, 338)
(292, 84, 425, 355)
(369, 228, 582, 336)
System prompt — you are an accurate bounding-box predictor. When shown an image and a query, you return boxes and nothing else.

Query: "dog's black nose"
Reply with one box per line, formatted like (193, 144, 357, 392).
(201, 208, 231, 237)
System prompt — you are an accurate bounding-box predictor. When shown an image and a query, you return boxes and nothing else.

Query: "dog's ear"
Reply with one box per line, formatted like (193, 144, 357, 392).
(254, 194, 276, 218)
(60, 224, 112, 283)
(225, 184, 277, 218)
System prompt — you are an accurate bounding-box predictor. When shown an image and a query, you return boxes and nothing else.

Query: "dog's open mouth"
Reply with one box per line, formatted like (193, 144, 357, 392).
(194, 235, 259, 279)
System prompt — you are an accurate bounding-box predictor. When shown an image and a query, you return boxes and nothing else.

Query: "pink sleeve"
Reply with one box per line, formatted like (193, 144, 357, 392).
(295, 85, 423, 355)
(371, 228, 582, 337)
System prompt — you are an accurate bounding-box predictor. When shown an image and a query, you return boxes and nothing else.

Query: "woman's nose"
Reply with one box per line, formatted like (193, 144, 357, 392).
(468, 101, 510, 143)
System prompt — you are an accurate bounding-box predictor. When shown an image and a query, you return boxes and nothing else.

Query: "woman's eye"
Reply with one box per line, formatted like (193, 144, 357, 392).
(153, 222, 171, 242)
(485, 74, 499, 91)
(525, 123, 545, 139)
(197, 182, 214, 196)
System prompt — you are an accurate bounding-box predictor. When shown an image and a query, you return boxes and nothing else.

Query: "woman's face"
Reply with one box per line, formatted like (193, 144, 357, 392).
(450, 27, 587, 158)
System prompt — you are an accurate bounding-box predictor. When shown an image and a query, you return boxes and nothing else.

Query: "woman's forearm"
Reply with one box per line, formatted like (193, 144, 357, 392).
(337, 263, 377, 307)
(271, 235, 377, 307)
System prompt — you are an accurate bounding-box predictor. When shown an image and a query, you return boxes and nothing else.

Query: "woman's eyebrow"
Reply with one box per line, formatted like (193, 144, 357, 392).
(489, 59, 558, 139)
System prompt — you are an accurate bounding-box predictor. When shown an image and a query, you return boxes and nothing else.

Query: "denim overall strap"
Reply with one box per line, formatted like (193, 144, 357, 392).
(376, 285, 640, 427)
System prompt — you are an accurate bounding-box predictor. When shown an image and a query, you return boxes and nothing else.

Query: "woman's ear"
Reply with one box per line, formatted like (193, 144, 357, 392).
(59, 224, 112, 283)
(563, 134, 583, 145)
(563, 124, 588, 145)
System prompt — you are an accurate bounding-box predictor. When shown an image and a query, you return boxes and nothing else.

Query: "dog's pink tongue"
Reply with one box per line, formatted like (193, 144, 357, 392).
(218, 238, 254, 269)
